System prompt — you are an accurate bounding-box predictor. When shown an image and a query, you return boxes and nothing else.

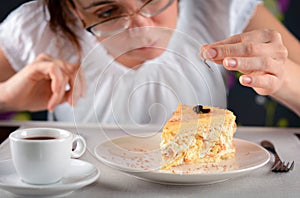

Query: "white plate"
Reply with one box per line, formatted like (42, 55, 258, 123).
(0, 159, 100, 197)
(94, 133, 270, 185)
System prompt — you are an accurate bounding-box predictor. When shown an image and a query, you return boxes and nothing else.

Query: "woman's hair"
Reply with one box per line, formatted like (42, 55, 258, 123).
(43, 0, 81, 56)
(43, 0, 180, 59)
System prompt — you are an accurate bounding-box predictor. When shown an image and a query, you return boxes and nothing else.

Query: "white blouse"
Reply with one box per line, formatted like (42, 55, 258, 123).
(0, 0, 262, 124)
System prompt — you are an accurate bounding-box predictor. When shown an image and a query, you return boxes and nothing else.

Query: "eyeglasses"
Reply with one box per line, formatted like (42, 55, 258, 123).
(86, 0, 175, 37)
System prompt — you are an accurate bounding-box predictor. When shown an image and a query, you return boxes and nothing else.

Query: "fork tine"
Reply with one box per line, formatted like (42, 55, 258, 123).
(273, 161, 285, 172)
(271, 161, 281, 171)
(272, 164, 280, 172)
(284, 162, 290, 172)
(288, 161, 295, 171)
(281, 162, 290, 172)
(284, 162, 290, 171)
(272, 161, 295, 172)
(278, 162, 285, 172)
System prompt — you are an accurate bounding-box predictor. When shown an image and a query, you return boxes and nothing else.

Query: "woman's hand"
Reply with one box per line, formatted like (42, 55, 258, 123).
(0, 53, 85, 112)
(200, 29, 288, 96)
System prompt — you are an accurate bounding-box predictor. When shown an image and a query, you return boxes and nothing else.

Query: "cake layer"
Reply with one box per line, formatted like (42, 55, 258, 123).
(160, 104, 236, 170)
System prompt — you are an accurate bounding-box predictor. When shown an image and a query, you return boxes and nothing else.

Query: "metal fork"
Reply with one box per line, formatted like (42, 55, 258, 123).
(261, 140, 295, 173)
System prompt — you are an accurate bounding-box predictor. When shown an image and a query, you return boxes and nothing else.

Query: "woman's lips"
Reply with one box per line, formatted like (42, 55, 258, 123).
(135, 40, 159, 50)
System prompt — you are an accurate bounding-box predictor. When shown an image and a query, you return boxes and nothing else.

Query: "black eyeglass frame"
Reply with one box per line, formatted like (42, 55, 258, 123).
(85, 0, 175, 37)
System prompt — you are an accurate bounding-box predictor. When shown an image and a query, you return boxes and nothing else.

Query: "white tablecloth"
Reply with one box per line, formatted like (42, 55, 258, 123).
(0, 121, 299, 198)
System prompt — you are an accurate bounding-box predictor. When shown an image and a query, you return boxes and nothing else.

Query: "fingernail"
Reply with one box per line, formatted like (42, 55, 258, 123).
(203, 48, 217, 59)
(225, 58, 237, 67)
(241, 76, 252, 84)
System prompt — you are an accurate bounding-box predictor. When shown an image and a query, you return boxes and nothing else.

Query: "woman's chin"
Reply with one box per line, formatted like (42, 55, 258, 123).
(115, 48, 166, 68)
(129, 48, 165, 60)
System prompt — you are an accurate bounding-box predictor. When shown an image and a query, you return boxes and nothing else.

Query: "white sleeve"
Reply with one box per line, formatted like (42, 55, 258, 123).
(0, 1, 80, 71)
(0, 1, 47, 71)
(229, 0, 263, 35)
(178, 0, 263, 42)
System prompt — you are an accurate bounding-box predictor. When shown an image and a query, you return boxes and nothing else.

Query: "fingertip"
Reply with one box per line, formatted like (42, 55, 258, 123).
(47, 93, 60, 112)
(202, 48, 217, 60)
(199, 45, 209, 59)
(47, 103, 54, 113)
(239, 75, 252, 85)
(224, 58, 237, 68)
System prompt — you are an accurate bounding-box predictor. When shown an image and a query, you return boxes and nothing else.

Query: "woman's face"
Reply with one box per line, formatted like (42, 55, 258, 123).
(71, 0, 178, 68)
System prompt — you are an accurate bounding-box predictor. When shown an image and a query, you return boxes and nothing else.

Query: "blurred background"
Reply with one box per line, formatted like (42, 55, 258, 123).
(0, 0, 299, 126)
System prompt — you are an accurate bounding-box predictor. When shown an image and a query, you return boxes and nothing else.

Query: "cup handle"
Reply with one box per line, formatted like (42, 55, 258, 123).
(71, 135, 87, 158)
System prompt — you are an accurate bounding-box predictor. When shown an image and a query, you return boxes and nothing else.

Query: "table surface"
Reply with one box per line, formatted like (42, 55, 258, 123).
(0, 121, 300, 198)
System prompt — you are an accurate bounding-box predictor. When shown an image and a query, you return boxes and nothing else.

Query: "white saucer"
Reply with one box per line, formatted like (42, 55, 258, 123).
(0, 159, 100, 197)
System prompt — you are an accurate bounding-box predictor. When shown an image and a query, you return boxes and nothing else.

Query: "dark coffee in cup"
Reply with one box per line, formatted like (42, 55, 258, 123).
(23, 136, 58, 140)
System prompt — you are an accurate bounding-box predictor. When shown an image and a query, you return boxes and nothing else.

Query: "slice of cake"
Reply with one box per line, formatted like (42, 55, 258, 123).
(160, 104, 236, 170)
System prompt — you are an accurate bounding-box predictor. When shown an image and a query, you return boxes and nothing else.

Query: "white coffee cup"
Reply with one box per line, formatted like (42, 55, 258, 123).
(9, 128, 86, 185)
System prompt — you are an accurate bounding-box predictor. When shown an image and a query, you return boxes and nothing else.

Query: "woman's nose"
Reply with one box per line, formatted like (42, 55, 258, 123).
(129, 14, 153, 28)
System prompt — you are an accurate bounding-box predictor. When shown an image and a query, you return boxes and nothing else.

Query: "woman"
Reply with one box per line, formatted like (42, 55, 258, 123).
(0, 0, 299, 124)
